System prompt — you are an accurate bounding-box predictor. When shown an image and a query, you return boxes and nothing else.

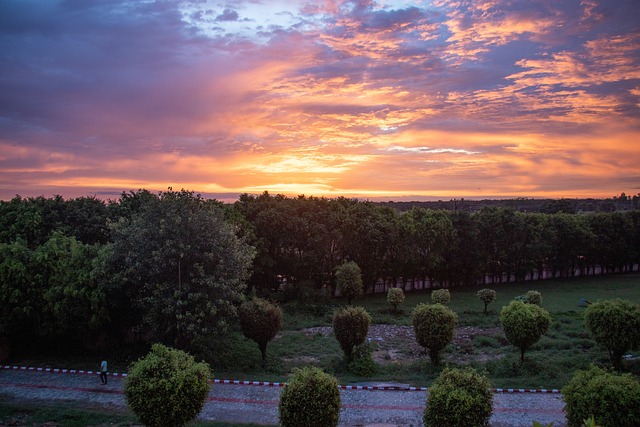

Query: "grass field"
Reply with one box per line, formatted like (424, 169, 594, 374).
(6, 275, 640, 389)
(202, 274, 640, 388)
(2, 275, 639, 426)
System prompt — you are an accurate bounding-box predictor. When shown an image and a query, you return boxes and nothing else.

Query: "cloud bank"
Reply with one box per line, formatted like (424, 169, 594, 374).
(1, 0, 638, 201)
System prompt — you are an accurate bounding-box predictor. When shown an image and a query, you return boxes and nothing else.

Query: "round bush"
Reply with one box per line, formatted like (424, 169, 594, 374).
(412, 303, 457, 364)
(424, 367, 493, 427)
(124, 343, 211, 427)
(239, 297, 283, 362)
(476, 288, 496, 314)
(562, 365, 640, 427)
(336, 261, 363, 304)
(279, 367, 341, 427)
(500, 300, 551, 362)
(387, 287, 405, 312)
(514, 290, 542, 305)
(332, 306, 371, 359)
(584, 299, 640, 370)
(431, 288, 451, 305)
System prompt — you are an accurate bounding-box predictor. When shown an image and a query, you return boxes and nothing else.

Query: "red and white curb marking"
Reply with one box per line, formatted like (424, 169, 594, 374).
(1, 365, 560, 393)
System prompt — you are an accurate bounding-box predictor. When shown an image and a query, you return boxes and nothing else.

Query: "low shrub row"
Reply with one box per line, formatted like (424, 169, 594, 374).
(124, 344, 640, 427)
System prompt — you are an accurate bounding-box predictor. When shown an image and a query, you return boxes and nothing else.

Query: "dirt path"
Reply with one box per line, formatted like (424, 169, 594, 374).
(0, 367, 566, 426)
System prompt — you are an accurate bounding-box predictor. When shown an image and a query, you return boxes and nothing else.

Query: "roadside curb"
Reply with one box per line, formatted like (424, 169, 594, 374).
(1, 365, 560, 393)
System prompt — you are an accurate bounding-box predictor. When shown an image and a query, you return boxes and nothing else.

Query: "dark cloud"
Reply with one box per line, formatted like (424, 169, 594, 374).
(215, 8, 239, 22)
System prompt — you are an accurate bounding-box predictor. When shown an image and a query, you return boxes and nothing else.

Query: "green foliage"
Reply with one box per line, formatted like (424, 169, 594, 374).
(239, 298, 283, 362)
(347, 342, 377, 376)
(515, 290, 543, 305)
(332, 306, 371, 359)
(387, 287, 405, 312)
(582, 415, 601, 427)
(532, 422, 554, 427)
(124, 343, 211, 427)
(0, 233, 107, 346)
(562, 365, 640, 427)
(477, 288, 496, 314)
(336, 261, 364, 304)
(584, 299, 640, 369)
(106, 189, 255, 352)
(500, 300, 551, 362)
(278, 367, 341, 427)
(431, 288, 451, 305)
(424, 367, 493, 427)
(412, 303, 458, 364)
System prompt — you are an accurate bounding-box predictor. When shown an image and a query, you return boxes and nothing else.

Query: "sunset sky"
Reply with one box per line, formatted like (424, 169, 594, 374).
(1, 0, 639, 202)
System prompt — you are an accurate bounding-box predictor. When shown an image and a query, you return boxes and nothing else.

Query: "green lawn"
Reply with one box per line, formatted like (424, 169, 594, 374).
(204, 274, 640, 388)
(6, 275, 640, 389)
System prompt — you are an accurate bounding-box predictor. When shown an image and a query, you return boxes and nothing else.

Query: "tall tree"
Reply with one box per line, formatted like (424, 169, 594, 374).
(106, 189, 255, 351)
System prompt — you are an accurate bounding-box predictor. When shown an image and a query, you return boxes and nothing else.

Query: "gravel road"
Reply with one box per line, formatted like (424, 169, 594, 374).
(0, 367, 567, 426)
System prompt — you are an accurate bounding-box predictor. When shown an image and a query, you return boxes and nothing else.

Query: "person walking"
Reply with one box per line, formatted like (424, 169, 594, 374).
(100, 359, 108, 384)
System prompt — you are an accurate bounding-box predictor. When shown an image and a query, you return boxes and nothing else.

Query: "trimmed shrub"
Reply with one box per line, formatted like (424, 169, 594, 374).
(387, 287, 405, 312)
(562, 365, 640, 427)
(431, 288, 451, 305)
(500, 300, 551, 362)
(515, 290, 542, 305)
(279, 367, 341, 427)
(336, 261, 363, 304)
(476, 288, 496, 314)
(239, 297, 283, 362)
(412, 303, 457, 364)
(332, 306, 371, 359)
(424, 367, 493, 427)
(124, 343, 211, 427)
(584, 299, 640, 370)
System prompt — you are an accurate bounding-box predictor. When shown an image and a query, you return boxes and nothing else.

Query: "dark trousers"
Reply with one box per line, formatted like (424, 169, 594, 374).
(100, 371, 107, 384)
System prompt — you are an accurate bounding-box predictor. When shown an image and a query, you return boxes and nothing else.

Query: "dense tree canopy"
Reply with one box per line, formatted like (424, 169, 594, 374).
(1, 190, 639, 354)
(105, 189, 255, 351)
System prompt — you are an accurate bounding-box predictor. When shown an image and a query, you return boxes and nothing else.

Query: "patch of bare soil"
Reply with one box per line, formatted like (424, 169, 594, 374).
(302, 324, 505, 365)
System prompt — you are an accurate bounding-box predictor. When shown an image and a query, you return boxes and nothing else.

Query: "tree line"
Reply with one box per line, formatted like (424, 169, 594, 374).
(235, 192, 640, 293)
(1, 189, 639, 354)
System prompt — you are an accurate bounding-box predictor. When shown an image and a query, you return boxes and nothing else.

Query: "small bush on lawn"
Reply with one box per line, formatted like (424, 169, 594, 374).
(336, 261, 364, 305)
(477, 288, 496, 314)
(424, 367, 493, 427)
(387, 288, 405, 313)
(562, 365, 640, 427)
(279, 366, 341, 427)
(515, 290, 542, 305)
(412, 303, 457, 365)
(584, 299, 640, 370)
(333, 306, 371, 360)
(431, 288, 451, 305)
(239, 297, 283, 363)
(124, 343, 211, 427)
(500, 300, 551, 362)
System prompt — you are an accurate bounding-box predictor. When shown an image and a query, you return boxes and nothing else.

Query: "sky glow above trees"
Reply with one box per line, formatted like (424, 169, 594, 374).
(1, 0, 639, 201)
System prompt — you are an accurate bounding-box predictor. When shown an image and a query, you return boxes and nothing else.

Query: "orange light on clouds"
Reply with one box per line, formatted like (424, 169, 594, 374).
(0, 0, 638, 202)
